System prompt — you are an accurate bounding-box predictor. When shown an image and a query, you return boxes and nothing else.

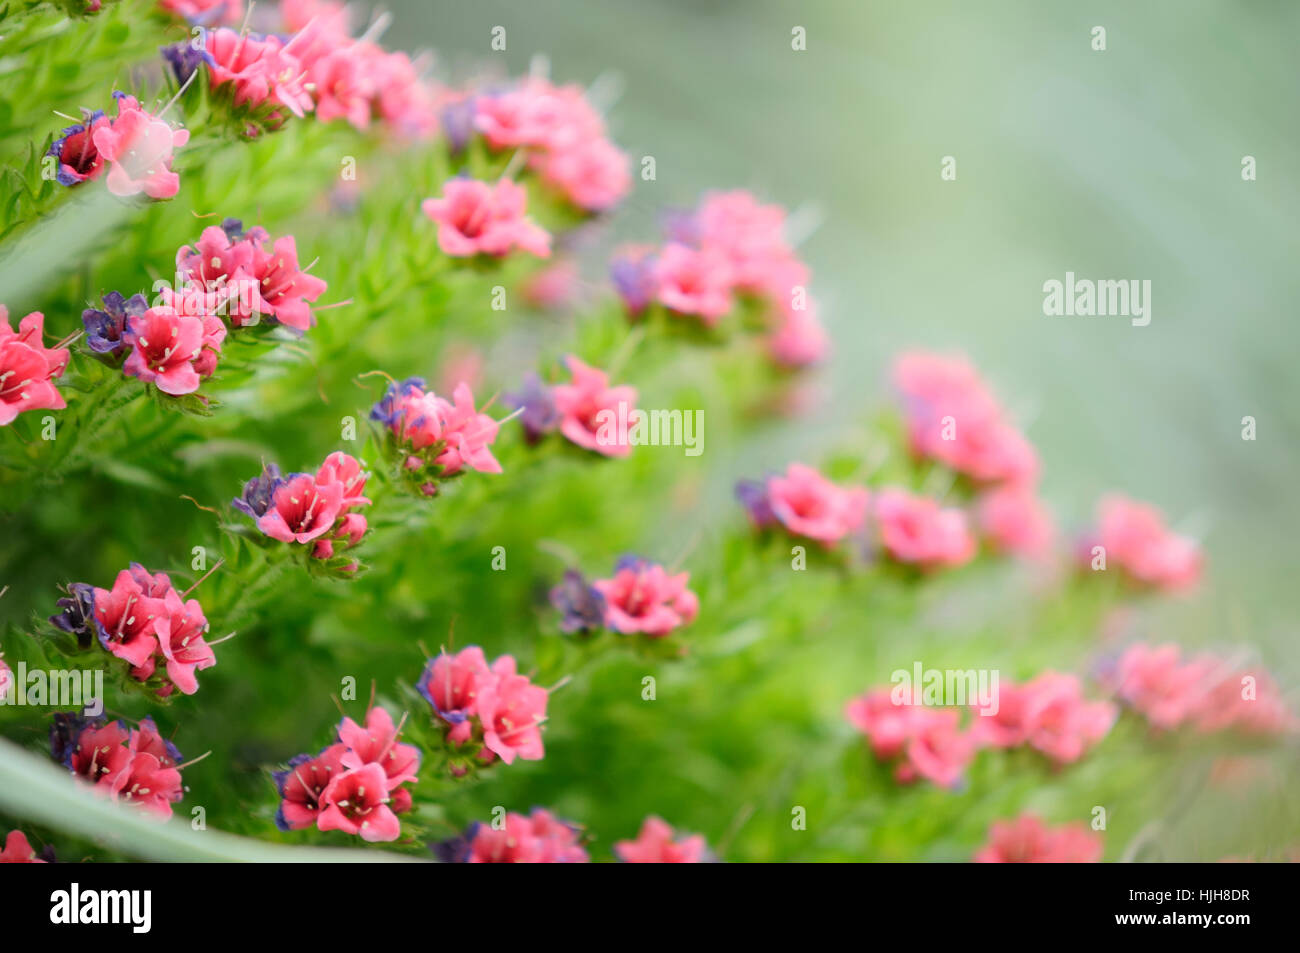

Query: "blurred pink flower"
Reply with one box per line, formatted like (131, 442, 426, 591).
(765, 463, 868, 545)
(873, 487, 976, 569)
(421, 178, 551, 258)
(614, 816, 709, 863)
(653, 242, 734, 324)
(1087, 495, 1202, 591)
(593, 557, 698, 637)
(91, 94, 189, 199)
(0, 308, 69, 426)
(551, 355, 637, 456)
(975, 815, 1103, 863)
(976, 484, 1053, 558)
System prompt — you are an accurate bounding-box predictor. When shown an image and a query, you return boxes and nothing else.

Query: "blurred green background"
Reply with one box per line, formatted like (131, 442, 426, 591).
(1, 0, 1297, 861)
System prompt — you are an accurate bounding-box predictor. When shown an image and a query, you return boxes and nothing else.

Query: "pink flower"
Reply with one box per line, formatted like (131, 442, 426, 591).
(614, 816, 709, 863)
(421, 178, 551, 258)
(315, 451, 370, 508)
(92, 571, 166, 668)
(66, 719, 133, 786)
(0, 656, 10, 701)
(274, 743, 348, 831)
(768, 301, 829, 368)
(974, 815, 1103, 863)
(845, 690, 921, 760)
(317, 762, 402, 842)
(765, 463, 869, 545)
(534, 138, 631, 212)
(592, 557, 699, 637)
(91, 94, 189, 200)
(1015, 672, 1116, 765)
(873, 487, 976, 569)
(206, 29, 314, 120)
(894, 708, 976, 788)
(0, 308, 69, 426)
(337, 706, 420, 790)
(371, 378, 503, 476)
(695, 190, 794, 293)
(652, 242, 734, 324)
(436, 382, 503, 475)
(309, 46, 376, 130)
(1088, 495, 1203, 591)
(121, 305, 222, 395)
(475, 656, 548, 765)
(451, 809, 588, 863)
(551, 355, 638, 456)
(976, 484, 1053, 557)
(0, 830, 46, 863)
(248, 234, 328, 331)
(256, 473, 345, 543)
(474, 80, 604, 153)
(157, 0, 244, 25)
(418, 646, 492, 744)
(152, 588, 217, 696)
(892, 351, 1039, 485)
(109, 751, 184, 818)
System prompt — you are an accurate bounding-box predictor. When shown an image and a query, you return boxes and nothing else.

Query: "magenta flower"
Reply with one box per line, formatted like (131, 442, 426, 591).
(873, 487, 976, 569)
(976, 484, 1053, 558)
(91, 570, 166, 668)
(421, 178, 551, 259)
(845, 689, 922, 760)
(440, 808, 589, 863)
(0, 308, 70, 426)
(206, 28, 314, 120)
(173, 224, 258, 322)
(152, 588, 217, 696)
(121, 305, 223, 396)
(893, 708, 976, 788)
(534, 137, 631, 212)
(58, 716, 191, 820)
(64, 719, 133, 786)
(592, 557, 698, 638)
(337, 706, 420, 791)
(274, 743, 348, 831)
(763, 463, 868, 546)
(91, 93, 189, 200)
(614, 817, 709, 863)
(551, 355, 637, 457)
(418, 645, 491, 744)
(249, 234, 328, 331)
(473, 79, 604, 153)
(695, 189, 796, 293)
(316, 762, 401, 842)
(371, 377, 503, 477)
(255, 473, 345, 543)
(1013, 672, 1116, 765)
(109, 752, 184, 818)
(974, 815, 1103, 863)
(316, 451, 370, 508)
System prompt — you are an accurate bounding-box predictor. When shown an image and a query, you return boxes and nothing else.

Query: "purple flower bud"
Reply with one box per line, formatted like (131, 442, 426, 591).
(550, 569, 607, 633)
(48, 582, 101, 649)
(735, 479, 776, 528)
(440, 98, 477, 154)
(160, 41, 214, 87)
(505, 373, 559, 444)
(233, 462, 285, 519)
(609, 249, 658, 316)
(82, 291, 146, 356)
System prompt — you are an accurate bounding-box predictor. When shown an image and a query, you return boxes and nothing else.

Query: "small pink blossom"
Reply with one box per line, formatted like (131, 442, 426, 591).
(976, 484, 1053, 558)
(873, 487, 976, 569)
(206, 29, 314, 120)
(1087, 494, 1203, 591)
(157, 0, 244, 25)
(0, 308, 69, 426)
(256, 473, 345, 543)
(534, 138, 631, 212)
(551, 355, 637, 457)
(274, 743, 348, 831)
(421, 178, 551, 259)
(765, 463, 868, 546)
(894, 707, 977, 788)
(91, 94, 189, 200)
(316, 762, 401, 842)
(975, 815, 1103, 863)
(337, 706, 421, 790)
(121, 305, 223, 396)
(768, 301, 829, 368)
(614, 816, 709, 863)
(475, 656, 548, 765)
(0, 830, 46, 863)
(652, 242, 734, 324)
(592, 558, 699, 637)
(450, 809, 589, 863)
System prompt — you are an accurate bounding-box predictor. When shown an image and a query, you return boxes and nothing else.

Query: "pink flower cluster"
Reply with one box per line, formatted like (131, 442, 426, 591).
(46, 563, 219, 697)
(1104, 643, 1294, 736)
(120, 303, 226, 396)
(0, 830, 49, 863)
(737, 463, 977, 569)
(236, 452, 371, 566)
(611, 190, 828, 367)
(370, 377, 502, 494)
(47, 93, 189, 199)
(614, 816, 710, 863)
(173, 220, 328, 331)
(893, 352, 1053, 558)
(274, 706, 419, 842)
(472, 77, 631, 212)
(845, 673, 1115, 788)
(52, 715, 187, 818)
(437, 808, 589, 863)
(1081, 495, 1202, 591)
(505, 355, 641, 458)
(0, 307, 69, 427)
(420, 178, 551, 259)
(418, 646, 549, 770)
(592, 556, 699, 638)
(974, 814, 1103, 863)
(188, 4, 437, 138)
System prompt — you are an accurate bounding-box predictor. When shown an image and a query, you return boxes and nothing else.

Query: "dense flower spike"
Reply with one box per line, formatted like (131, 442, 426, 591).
(205, 28, 314, 122)
(91, 93, 189, 200)
(421, 178, 552, 259)
(892, 351, 1039, 486)
(0, 307, 70, 426)
(46, 563, 220, 697)
(54, 715, 188, 819)
(974, 815, 1103, 863)
(1103, 643, 1294, 736)
(614, 816, 710, 863)
(237, 451, 371, 567)
(275, 705, 418, 842)
(417, 647, 550, 769)
(611, 190, 829, 369)
(1082, 495, 1203, 591)
(370, 377, 503, 491)
(592, 556, 699, 637)
(551, 355, 637, 457)
(436, 808, 589, 863)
